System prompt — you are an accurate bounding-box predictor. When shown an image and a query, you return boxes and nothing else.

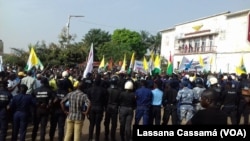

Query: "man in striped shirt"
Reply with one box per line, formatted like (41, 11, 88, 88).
(61, 81, 91, 141)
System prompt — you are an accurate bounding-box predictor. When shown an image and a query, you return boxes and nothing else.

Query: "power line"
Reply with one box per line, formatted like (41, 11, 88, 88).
(78, 20, 159, 34)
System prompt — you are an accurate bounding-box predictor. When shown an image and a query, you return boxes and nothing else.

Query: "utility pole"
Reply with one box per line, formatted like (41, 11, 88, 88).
(66, 15, 84, 46)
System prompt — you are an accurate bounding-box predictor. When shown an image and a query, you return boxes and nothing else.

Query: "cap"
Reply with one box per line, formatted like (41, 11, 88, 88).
(18, 71, 26, 77)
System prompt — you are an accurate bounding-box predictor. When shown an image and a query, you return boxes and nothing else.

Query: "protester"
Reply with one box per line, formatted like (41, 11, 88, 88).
(60, 81, 91, 141)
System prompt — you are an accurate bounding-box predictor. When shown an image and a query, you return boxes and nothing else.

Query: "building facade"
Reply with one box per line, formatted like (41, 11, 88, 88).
(160, 9, 250, 74)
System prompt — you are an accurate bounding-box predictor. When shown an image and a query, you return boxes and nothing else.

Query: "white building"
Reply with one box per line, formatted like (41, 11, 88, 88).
(160, 9, 250, 74)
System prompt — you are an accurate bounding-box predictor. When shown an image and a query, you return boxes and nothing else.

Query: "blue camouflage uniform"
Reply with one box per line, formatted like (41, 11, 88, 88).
(176, 81, 195, 124)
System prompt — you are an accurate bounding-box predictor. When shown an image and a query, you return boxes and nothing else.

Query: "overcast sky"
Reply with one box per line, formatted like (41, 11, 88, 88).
(1, 0, 250, 53)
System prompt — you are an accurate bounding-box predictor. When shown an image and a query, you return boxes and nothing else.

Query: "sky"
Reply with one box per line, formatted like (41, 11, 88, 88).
(1, 0, 250, 54)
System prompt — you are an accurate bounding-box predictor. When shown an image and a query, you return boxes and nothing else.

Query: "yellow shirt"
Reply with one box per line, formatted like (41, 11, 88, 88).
(49, 78, 58, 91)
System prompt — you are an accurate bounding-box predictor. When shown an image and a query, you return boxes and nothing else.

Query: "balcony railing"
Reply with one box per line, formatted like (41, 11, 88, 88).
(174, 46, 217, 55)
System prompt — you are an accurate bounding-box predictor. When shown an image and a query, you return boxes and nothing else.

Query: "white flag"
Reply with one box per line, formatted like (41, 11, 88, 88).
(83, 43, 94, 78)
(0, 56, 3, 72)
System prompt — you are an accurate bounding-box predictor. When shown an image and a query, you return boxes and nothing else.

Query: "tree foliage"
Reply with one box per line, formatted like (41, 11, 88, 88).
(3, 28, 161, 70)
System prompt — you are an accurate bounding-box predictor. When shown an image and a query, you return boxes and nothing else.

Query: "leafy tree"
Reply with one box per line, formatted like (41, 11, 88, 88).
(80, 28, 111, 61)
(3, 48, 27, 68)
(111, 28, 145, 60)
(58, 27, 76, 48)
(97, 42, 130, 64)
(149, 32, 162, 54)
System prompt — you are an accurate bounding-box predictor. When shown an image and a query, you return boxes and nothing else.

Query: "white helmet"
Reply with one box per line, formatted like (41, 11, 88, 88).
(209, 77, 218, 85)
(62, 71, 69, 77)
(124, 81, 133, 90)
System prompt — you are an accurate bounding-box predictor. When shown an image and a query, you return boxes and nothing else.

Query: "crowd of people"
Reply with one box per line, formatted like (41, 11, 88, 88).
(0, 65, 250, 141)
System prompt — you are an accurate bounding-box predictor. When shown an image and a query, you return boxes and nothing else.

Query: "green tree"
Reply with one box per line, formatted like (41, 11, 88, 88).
(80, 28, 111, 61)
(58, 27, 76, 48)
(3, 48, 27, 69)
(149, 32, 162, 54)
(111, 28, 145, 60)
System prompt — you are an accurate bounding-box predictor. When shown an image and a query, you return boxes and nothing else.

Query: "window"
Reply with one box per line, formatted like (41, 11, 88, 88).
(209, 35, 214, 51)
(194, 38, 200, 52)
(201, 37, 206, 52)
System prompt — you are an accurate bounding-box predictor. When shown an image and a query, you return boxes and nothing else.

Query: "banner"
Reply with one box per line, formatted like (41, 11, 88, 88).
(133, 60, 146, 74)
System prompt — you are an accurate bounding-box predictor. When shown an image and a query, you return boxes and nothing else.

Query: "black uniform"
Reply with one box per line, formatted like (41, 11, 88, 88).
(104, 85, 121, 141)
(31, 78, 54, 141)
(87, 76, 108, 141)
(221, 81, 239, 125)
(118, 90, 136, 141)
(237, 75, 250, 125)
(0, 82, 12, 141)
(162, 82, 178, 125)
(49, 79, 68, 141)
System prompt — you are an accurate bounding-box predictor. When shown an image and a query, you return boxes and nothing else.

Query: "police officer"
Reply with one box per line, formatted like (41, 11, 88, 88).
(104, 75, 121, 141)
(82, 72, 93, 93)
(236, 73, 250, 124)
(134, 79, 152, 125)
(220, 81, 239, 125)
(176, 80, 195, 124)
(31, 77, 54, 141)
(0, 80, 12, 141)
(118, 81, 136, 141)
(162, 82, 178, 125)
(49, 73, 67, 141)
(149, 79, 163, 125)
(87, 74, 108, 141)
(11, 84, 36, 141)
(207, 75, 222, 109)
(192, 77, 206, 113)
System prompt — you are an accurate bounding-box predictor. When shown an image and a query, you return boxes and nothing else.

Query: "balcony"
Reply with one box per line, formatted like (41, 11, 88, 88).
(174, 46, 217, 55)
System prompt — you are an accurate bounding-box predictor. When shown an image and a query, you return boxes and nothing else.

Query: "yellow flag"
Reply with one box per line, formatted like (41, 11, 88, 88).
(236, 56, 246, 75)
(143, 56, 148, 71)
(25, 47, 39, 71)
(199, 55, 204, 67)
(120, 54, 126, 72)
(30, 47, 39, 65)
(129, 52, 135, 69)
(154, 54, 161, 68)
(99, 55, 105, 69)
(209, 56, 213, 65)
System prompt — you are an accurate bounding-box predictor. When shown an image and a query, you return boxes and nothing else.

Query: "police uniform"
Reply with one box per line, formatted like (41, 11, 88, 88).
(134, 80, 153, 125)
(104, 76, 121, 141)
(49, 79, 68, 141)
(162, 82, 178, 125)
(176, 81, 195, 124)
(220, 81, 239, 125)
(0, 82, 12, 141)
(31, 78, 54, 141)
(11, 84, 36, 141)
(87, 75, 108, 141)
(118, 81, 136, 141)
